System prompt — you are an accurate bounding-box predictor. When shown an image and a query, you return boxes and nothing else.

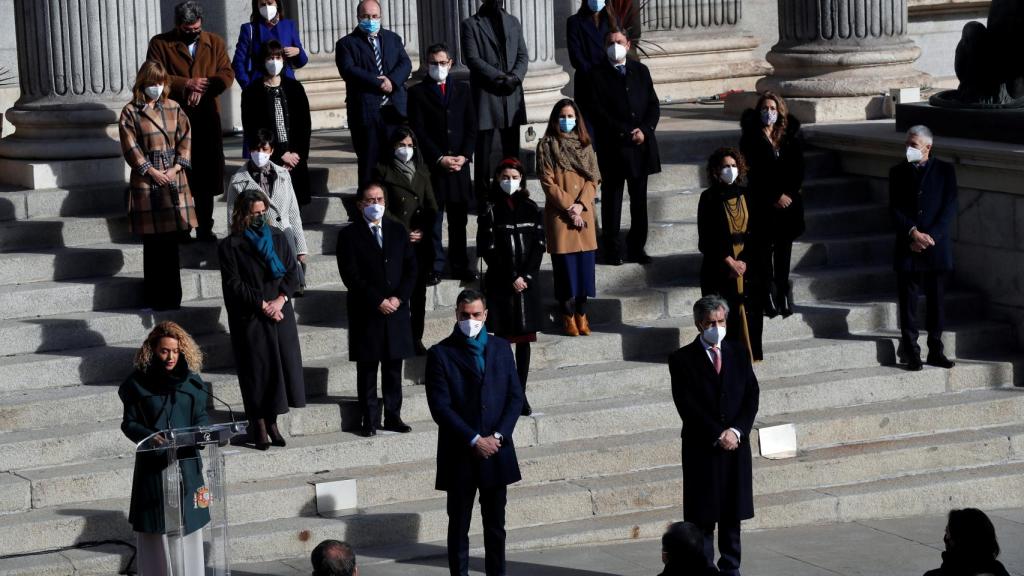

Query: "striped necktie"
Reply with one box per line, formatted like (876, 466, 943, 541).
(372, 224, 383, 248)
(370, 35, 390, 105)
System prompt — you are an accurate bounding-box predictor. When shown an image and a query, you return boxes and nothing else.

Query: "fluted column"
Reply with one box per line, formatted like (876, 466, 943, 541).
(0, 0, 161, 171)
(638, 0, 769, 100)
(295, 0, 419, 130)
(415, 0, 473, 77)
(755, 0, 929, 121)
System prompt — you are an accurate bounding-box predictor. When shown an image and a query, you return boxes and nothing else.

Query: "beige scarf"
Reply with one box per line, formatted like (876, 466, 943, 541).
(537, 132, 601, 184)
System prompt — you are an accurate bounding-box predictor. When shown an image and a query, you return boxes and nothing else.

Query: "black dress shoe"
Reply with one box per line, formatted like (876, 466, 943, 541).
(521, 401, 533, 417)
(253, 439, 271, 451)
(382, 419, 412, 433)
(604, 252, 624, 266)
(926, 353, 955, 369)
(456, 270, 479, 283)
(906, 357, 924, 371)
(360, 426, 377, 437)
(426, 272, 443, 286)
(627, 252, 653, 265)
(195, 230, 218, 242)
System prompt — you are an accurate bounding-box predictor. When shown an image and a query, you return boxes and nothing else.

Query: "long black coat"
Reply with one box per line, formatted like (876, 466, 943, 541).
(587, 59, 662, 180)
(697, 184, 763, 298)
(478, 192, 546, 337)
(241, 77, 313, 204)
(889, 158, 958, 272)
(669, 338, 759, 524)
(119, 362, 209, 534)
(739, 110, 806, 242)
(218, 229, 306, 422)
(407, 79, 477, 204)
(336, 217, 417, 361)
(460, 10, 529, 131)
(426, 331, 524, 491)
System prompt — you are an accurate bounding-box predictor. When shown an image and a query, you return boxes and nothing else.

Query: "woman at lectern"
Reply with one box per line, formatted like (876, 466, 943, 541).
(119, 321, 210, 576)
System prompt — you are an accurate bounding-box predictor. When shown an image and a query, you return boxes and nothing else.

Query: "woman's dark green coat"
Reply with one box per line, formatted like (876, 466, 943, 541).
(119, 361, 210, 535)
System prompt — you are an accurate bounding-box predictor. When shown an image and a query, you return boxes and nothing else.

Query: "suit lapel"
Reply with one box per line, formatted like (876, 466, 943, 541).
(476, 15, 500, 51)
(357, 219, 383, 254)
(691, 336, 719, 382)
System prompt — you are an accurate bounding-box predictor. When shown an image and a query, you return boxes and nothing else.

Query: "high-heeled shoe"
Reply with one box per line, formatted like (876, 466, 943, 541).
(574, 313, 591, 336)
(562, 314, 579, 337)
(252, 419, 271, 451)
(268, 422, 287, 447)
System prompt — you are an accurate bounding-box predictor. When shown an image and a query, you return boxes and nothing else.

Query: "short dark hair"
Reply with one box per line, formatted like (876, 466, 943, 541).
(357, 181, 386, 201)
(456, 289, 486, 309)
(661, 522, 706, 570)
(427, 43, 450, 58)
(249, 128, 276, 152)
(946, 508, 1000, 561)
(311, 540, 356, 576)
(261, 39, 287, 61)
(174, 1, 203, 25)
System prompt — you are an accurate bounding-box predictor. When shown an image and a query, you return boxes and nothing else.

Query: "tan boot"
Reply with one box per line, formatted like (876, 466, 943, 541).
(574, 313, 591, 336)
(562, 314, 579, 337)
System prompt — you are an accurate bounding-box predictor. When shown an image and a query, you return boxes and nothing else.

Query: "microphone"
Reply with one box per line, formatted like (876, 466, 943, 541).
(206, 386, 243, 436)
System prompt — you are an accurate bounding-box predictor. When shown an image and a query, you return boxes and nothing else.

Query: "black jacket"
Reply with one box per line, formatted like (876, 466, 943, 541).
(889, 158, 958, 272)
(739, 109, 806, 241)
(922, 551, 1011, 576)
(375, 160, 439, 236)
(240, 77, 313, 204)
(407, 79, 477, 204)
(697, 183, 764, 298)
(587, 59, 662, 180)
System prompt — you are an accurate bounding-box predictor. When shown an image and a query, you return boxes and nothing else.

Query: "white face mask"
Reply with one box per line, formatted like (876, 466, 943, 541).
(362, 203, 385, 222)
(702, 325, 726, 347)
(428, 64, 449, 83)
(500, 178, 520, 195)
(259, 4, 277, 21)
(720, 166, 739, 185)
(607, 43, 628, 63)
(906, 146, 924, 164)
(458, 318, 484, 338)
(252, 151, 272, 167)
(144, 84, 164, 101)
(265, 58, 285, 77)
(394, 146, 414, 163)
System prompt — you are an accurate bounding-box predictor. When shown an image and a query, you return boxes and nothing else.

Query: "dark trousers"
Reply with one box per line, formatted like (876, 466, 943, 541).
(412, 244, 433, 345)
(601, 174, 649, 257)
(447, 483, 508, 576)
(897, 270, 946, 359)
(185, 149, 224, 235)
(355, 359, 403, 428)
(699, 520, 741, 576)
(351, 107, 404, 186)
(142, 232, 183, 310)
(767, 239, 793, 293)
(433, 199, 470, 274)
(474, 127, 521, 203)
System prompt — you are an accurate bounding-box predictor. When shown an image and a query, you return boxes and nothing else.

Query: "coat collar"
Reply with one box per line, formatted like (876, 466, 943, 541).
(690, 335, 721, 380)
(444, 331, 500, 380)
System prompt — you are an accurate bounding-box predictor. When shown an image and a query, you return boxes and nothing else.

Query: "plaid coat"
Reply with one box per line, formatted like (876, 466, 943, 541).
(119, 99, 196, 235)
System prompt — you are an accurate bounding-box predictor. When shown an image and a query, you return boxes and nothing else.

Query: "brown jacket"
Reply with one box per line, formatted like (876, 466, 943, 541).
(537, 137, 599, 254)
(119, 99, 196, 235)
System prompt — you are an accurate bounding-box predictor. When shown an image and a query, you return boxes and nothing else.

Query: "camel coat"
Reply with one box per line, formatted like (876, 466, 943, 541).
(536, 136, 599, 254)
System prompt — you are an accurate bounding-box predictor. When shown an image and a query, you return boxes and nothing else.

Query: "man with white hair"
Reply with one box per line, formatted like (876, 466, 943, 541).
(889, 125, 959, 371)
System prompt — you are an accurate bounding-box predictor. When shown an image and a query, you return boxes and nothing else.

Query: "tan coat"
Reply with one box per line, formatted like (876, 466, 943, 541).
(119, 99, 196, 235)
(537, 137, 600, 254)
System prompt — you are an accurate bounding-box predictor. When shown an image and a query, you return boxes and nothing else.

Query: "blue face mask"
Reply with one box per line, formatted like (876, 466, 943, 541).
(359, 18, 381, 35)
(588, 0, 606, 11)
(559, 117, 577, 133)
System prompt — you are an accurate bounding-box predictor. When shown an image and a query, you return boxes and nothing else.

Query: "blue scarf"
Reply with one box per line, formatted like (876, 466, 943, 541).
(458, 325, 488, 374)
(244, 223, 287, 279)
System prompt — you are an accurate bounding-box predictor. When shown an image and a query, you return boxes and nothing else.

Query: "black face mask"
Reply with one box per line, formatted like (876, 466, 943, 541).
(180, 28, 201, 44)
(249, 214, 266, 230)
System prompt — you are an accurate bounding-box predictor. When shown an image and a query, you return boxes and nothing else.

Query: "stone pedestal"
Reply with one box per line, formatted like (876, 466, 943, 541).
(0, 0, 161, 188)
(295, 0, 419, 130)
(639, 0, 770, 101)
(738, 0, 929, 122)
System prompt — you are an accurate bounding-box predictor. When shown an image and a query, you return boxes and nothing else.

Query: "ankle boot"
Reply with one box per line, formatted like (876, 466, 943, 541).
(779, 281, 794, 318)
(574, 313, 591, 335)
(764, 283, 779, 318)
(562, 314, 579, 336)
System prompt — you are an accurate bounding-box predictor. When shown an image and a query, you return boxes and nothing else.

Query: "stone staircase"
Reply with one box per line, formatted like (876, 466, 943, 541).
(1, 108, 1022, 575)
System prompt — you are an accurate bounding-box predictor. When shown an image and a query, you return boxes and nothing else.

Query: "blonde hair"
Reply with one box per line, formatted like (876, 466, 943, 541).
(131, 61, 170, 105)
(133, 321, 204, 372)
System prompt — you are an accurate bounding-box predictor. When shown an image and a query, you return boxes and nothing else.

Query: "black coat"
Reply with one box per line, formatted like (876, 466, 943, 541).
(240, 78, 313, 204)
(218, 228, 306, 421)
(587, 59, 662, 180)
(460, 10, 529, 131)
(376, 160, 439, 236)
(922, 552, 1011, 576)
(407, 79, 478, 204)
(478, 192, 546, 337)
(889, 158, 958, 272)
(739, 110, 806, 241)
(426, 331, 524, 491)
(697, 183, 763, 298)
(335, 27, 412, 124)
(669, 338, 759, 524)
(336, 217, 417, 361)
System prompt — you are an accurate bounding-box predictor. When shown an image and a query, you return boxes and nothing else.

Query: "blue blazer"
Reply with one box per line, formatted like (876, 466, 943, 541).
(566, 10, 611, 74)
(889, 158, 958, 272)
(335, 27, 412, 125)
(426, 332, 524, 491)
(232, 19, 308, 89)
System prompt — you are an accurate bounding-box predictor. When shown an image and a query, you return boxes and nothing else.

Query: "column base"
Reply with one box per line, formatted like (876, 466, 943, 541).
(725, 91, 894, 123)
(0, 157, 128, 189)
(641, 33, 771, 101)
(522, 63, 571, 125)
(297, 59, 349, 130)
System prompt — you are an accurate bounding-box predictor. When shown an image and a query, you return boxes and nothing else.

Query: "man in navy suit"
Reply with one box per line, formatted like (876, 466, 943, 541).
(669, 295, 759, 576)
(408, 43, 479, 284)
(335, 0, 412, 186)
(337, 182, 417, 437)
(889, 125, 958, 371)
(426, 289, 524, 576)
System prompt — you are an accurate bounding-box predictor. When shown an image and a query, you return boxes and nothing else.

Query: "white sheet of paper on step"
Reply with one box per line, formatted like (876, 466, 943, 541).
(758, 423, 797, 460)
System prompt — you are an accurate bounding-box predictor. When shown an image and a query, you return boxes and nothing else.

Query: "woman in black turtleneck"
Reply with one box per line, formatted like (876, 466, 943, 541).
(696, 147, 765, 361)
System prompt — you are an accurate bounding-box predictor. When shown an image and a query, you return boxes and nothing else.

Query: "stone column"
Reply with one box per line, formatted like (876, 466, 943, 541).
(0, 0, 162, 188)
(294, 0, 418, 130)
(639, 0, 770, 101)
(753, 0, 929, 122)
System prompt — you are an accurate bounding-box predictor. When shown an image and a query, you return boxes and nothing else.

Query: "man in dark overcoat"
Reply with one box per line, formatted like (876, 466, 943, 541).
(335, 0, 412, 186)
(889, 125, 958, 371)
(408, 43, 479, 283)
(147, 1, 234, 242)
(426, 289, 524, 576)
(587, 30, 661, 266)
(460, 0, 529, 205)
(337, 182, 417, 437)
(668, 295, 759, 576)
